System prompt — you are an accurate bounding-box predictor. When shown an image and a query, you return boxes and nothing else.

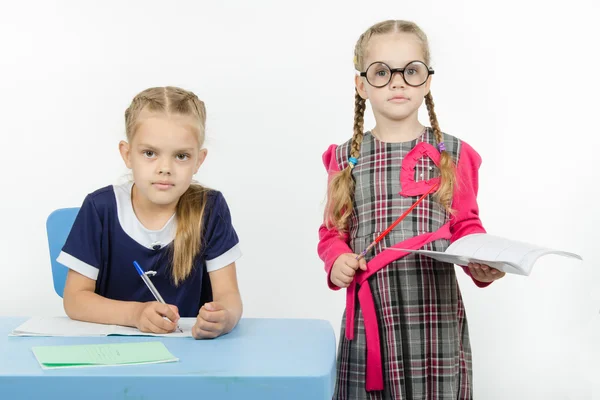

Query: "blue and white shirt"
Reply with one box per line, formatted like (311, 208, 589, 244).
(57, 182, 241, 317)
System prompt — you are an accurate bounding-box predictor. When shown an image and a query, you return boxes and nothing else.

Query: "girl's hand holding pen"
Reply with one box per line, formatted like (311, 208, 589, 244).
(134, 301, 180, 334)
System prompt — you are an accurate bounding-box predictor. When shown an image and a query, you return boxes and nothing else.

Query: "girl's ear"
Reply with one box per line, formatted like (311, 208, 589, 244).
(194, 148, 208, 174)
(424, 75, 432, 96)
(119, 141, 132, 169)
(355, 74, 368, 100)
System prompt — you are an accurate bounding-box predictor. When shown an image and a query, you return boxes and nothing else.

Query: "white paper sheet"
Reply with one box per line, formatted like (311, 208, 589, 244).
(10, 317, 197, 338)
(386, 233, 582, 276)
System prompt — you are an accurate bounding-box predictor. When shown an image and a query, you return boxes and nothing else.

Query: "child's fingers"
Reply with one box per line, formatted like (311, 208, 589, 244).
(192, 325, 219, 339)
(196, 317, 222, 333)
(146, 303, 177, 331)
(344, 257, 361, 271)
(151, 313, 177, 332)
(330, 269, 349, 288)
(143, 315, 175, 333)
(204, 302, 225, 312)
(469, 263, 505, 282)
(341, 264, 357, 278)
(489, 268, 505, 279)
(334, 274, 352, 287)
(358, 258, 367, 271)
(479, 264, 501, 280)
(167, 304, 180, 317)
(199, 307, 226, 323)
(193, 312, 226, 339)
(338, 280, 351, 288)
(155, 303, 180, 323)
(332, 279, 347, 288)
(468, 263, 486, 281)
(477, 264, 490, 279)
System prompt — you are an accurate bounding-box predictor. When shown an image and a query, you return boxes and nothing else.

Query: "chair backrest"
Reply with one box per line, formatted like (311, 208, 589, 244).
(46, 207, 80, 298)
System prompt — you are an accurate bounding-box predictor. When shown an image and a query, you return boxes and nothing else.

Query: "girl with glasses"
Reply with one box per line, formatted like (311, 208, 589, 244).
(318, 20, 505, 399)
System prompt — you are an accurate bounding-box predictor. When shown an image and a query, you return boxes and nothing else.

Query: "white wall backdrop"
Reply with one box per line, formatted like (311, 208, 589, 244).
(0, 1, 598, 398)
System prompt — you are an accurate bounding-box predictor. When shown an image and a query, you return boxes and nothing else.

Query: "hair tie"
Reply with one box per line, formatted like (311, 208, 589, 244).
(437, 142, 446, 152)
(348, 157, 358, 168)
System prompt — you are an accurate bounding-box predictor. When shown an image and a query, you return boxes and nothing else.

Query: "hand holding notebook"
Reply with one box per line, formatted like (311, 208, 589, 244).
(385, 233, 582, 276)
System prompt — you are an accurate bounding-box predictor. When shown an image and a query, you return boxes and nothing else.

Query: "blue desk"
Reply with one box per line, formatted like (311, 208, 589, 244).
(0, 317, 336, 399)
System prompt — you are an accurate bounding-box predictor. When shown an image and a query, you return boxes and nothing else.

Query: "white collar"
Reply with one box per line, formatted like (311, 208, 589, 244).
(113, 181, 176, 250)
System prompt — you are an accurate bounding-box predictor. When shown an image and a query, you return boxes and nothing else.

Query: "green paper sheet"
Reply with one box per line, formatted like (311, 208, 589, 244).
(31, 341, 178, 369)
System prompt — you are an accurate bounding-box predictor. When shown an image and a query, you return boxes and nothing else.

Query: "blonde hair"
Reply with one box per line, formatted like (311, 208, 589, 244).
(325, 20, 456, 232)
(124, 86, 209, 285)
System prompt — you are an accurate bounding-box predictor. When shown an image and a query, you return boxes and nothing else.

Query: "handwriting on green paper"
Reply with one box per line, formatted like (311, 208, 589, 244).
(32, 341, 178, 368)
(84, 345, 121, 362)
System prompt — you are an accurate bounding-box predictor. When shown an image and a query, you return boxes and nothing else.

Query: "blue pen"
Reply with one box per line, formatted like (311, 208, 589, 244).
(133, 260, 182, 333)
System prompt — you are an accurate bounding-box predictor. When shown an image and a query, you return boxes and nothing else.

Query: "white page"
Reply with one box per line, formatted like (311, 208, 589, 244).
(386, 249, 526, 275)
(385, 233, 582, 276)
(446, 234, 582, 274)
(10, 317, 196, 338)
(110, 318, 196, 338)
(11, 317, 114, 337)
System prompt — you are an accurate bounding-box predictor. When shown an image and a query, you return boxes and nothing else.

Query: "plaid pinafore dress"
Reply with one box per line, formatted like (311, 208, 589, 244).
(333, 128, 473, 400)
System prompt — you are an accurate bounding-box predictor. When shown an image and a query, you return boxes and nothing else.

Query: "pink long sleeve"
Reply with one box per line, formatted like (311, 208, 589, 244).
(317, 144, 353, 290)
(450, 141, 491, 288)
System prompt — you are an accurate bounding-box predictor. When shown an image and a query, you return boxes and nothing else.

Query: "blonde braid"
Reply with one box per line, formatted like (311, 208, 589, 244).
(325, 91, 367, 232)
(350, 91, 366, 159)
(425, 92, 455, 213)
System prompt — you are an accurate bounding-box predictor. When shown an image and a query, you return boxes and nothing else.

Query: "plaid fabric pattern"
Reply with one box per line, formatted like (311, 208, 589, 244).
(333, 129, 473, 400)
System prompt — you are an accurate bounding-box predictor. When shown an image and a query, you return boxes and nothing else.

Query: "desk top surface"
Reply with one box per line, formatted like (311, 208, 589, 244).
(0, 316, 336, 378)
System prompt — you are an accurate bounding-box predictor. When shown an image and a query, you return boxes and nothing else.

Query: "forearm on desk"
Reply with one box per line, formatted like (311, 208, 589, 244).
(63, 290, 142, 328)
(207, 263, 243, 333)
(213, 291, 242, 333)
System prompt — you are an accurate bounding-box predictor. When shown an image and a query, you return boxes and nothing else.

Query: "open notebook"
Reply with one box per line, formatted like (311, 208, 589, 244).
(32, 341, 178, 369)
(385, 233, 582, 276)
(11, 317, 197, 337)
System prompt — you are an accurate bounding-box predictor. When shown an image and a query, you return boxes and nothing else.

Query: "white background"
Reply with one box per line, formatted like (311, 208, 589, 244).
(0, 1, 598, 398)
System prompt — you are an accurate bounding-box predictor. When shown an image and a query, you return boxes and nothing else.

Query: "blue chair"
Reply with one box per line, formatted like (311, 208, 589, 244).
(46, 208, 80, 298)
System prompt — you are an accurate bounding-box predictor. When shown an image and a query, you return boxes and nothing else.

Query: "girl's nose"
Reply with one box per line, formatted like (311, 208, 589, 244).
(390, 72, 406, 89)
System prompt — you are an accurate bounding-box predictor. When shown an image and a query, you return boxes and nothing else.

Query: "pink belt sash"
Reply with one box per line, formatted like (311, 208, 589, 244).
(345, 223, 452, 391)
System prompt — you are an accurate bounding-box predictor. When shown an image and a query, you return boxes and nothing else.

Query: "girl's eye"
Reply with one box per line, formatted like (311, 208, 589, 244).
(176, 153, 189, 161)
(143, 150, 156, 158)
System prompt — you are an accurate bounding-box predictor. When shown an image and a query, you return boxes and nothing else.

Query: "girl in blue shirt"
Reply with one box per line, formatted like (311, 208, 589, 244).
(59, 86, 242, 338)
